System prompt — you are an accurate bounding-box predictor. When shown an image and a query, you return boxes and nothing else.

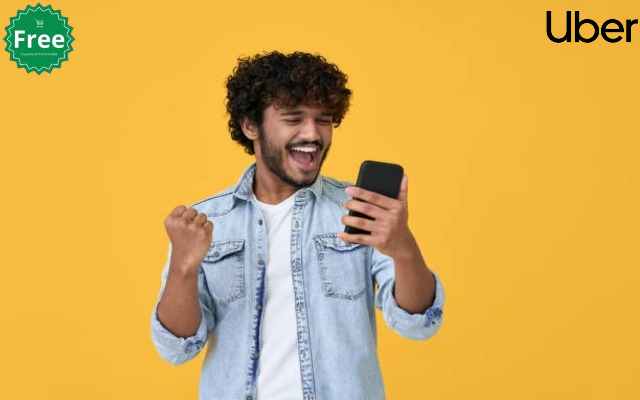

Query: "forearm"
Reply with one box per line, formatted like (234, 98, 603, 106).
(392, 237, 436, 314)
(157, 261, 202, 338)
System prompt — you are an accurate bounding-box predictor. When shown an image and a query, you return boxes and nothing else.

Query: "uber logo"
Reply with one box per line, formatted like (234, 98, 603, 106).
(547, 11, 638, 43)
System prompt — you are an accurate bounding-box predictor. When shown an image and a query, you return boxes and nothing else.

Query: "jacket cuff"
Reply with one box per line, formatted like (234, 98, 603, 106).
(150, 304, 208, 365)
(385, 271, 445, 340)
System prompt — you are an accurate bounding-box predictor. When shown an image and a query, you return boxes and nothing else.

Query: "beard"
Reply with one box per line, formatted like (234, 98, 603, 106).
(257, 125, 331, 189)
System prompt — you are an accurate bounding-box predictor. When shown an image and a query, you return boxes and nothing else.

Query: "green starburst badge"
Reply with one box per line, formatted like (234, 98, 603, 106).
(3, 4, 74, 74)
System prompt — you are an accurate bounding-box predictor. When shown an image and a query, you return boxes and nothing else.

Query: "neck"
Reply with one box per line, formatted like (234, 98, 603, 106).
(252, 163, 298, 205)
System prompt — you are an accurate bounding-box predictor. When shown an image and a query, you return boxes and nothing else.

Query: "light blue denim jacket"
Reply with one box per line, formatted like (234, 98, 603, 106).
(151, 164, 445, 400)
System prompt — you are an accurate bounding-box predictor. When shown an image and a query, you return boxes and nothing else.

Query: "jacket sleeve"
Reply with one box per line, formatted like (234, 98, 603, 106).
(371, 247, 445, 340)
(150, 245, 216, 365)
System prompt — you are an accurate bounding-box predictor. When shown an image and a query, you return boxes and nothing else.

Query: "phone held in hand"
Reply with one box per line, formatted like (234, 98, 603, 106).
(344, 160, 404, 235)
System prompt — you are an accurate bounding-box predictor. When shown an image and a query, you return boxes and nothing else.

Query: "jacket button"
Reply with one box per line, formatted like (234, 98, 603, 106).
(257, 259, 264, 266)
(258, 219, 263, 225)
(256, 304, 263, 311)
(212, 251, 220, 258)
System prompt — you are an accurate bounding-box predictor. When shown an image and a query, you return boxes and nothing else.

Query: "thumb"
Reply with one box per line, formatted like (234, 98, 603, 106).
(397, 174, 408, 203)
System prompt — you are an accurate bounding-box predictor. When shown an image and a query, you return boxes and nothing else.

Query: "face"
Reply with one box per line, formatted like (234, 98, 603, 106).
(252, 104, 333, 189)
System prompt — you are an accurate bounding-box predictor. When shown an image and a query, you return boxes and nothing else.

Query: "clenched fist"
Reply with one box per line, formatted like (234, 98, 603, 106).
(164, 205, 214, 275)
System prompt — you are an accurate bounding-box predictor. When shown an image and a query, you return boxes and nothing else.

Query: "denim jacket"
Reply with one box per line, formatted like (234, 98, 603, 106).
(151, 164, 445, 400)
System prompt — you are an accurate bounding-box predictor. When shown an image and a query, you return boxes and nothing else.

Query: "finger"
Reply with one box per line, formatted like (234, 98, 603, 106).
(337, 231, 375, 246)
(169, 205, 188, 217)
(182, 208, 199, 221)
(343, 199, 384, 219)
(194, 213, 208, 226)
(345, 186, 397, 210)
(341, 215, 377, 234)
(204, 220, 214, 233)
(398, 174, 408, 204)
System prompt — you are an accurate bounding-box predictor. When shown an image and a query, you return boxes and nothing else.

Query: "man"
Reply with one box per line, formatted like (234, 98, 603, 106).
(151, 51, 445, 400)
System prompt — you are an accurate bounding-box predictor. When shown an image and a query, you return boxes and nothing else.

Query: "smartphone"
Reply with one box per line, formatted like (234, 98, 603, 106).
(344, 160, 404, 235)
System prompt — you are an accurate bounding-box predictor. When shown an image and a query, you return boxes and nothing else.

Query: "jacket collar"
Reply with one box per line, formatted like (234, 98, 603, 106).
(232, 163, 324, 202)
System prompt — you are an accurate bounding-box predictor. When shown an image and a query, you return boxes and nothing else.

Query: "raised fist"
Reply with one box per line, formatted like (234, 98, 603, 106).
(164, 205, 214, 275)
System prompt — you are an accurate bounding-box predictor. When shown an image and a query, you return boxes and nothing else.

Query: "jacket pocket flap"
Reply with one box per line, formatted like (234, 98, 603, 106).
(204, 239, 245, 262)
(313, 234, 363, 252)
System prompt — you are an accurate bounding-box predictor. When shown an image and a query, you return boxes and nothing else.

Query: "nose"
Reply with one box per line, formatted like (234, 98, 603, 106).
(299, 118, 322, 141)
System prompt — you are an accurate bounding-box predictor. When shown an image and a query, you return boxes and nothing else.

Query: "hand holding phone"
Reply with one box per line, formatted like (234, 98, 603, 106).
(344, 160, 404, 235)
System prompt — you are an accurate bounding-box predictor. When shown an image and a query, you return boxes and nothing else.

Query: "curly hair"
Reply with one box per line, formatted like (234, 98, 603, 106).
(225, 51, 352, 155)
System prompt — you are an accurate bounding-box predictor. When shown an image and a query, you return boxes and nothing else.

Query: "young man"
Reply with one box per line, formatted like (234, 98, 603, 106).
(151, 51, 445, 400)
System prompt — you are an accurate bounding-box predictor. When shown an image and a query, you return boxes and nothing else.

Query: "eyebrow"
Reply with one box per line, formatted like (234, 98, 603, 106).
(278, 109, 333, 118)
(280, 110, 302, 116)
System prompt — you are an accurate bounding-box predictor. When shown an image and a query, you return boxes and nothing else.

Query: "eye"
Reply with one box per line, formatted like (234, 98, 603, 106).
(284, 119, 301, 124)
(317, 119, 333, 125)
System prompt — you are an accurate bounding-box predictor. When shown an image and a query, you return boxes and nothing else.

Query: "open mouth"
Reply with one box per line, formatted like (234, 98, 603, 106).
(288, 143, 321, 170)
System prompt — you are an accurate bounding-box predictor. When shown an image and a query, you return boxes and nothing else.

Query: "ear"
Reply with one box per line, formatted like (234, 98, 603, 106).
(240, 118, 259, 141)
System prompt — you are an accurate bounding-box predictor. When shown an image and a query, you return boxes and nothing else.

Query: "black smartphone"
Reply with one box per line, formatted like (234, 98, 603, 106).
(344, 160, 404, 235)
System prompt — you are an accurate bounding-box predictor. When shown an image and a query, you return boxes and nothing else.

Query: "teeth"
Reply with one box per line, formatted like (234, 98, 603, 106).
(291, 146, 317, 152)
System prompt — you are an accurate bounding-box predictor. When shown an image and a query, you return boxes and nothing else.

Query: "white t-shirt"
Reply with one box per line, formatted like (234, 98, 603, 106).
(254, 193, 303, 400)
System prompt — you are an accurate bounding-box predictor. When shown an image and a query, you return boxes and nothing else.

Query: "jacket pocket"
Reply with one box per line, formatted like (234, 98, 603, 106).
(202, 238, 246, 306)
(314, 233, 368, 300)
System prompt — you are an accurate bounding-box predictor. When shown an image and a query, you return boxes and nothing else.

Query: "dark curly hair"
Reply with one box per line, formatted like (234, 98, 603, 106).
(225, 51, 352, 155)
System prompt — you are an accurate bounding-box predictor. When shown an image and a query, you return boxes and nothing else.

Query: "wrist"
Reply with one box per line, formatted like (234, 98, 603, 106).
(169, 257, 201, 279)
(390, 237, 422, 266)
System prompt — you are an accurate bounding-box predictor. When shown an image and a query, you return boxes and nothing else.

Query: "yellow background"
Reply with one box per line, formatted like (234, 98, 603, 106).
(1, 0, 639, 399)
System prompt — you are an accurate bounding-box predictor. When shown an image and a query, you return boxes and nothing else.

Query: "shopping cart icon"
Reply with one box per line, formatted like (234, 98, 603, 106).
(36, 19, 44, 28)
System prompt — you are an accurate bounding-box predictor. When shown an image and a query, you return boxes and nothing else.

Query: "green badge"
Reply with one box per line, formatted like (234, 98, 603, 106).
(3, 4, 74, 74)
